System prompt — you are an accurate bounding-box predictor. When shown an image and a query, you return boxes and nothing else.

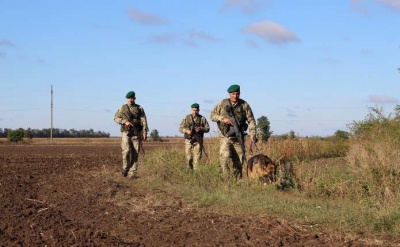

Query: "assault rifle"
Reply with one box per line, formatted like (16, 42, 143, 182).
(224, 104, 246, 156)
(123, 109, 145, 155)
(189, 124, 200, 145)
(189, 117, 208, 158)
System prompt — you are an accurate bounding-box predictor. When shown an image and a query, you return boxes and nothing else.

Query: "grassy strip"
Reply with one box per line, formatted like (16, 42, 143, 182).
(116, 145, 399, 236)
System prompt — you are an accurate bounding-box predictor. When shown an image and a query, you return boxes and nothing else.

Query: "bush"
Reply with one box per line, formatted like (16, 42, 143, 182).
(7, 129, 24, 143)
(347, 105, 400, 208)
(334, 130, 350, 140)
(256, 115, 273, 142)
(150, 129, 161, 142)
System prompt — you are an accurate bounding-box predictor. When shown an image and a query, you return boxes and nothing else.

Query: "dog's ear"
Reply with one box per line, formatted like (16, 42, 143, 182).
(247, 155, 255, 165)
(263, 155, 272, 164)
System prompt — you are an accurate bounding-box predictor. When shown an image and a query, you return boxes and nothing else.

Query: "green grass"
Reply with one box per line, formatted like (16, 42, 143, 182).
(94, 109, 400, 237)
(125, 134, 400, 238)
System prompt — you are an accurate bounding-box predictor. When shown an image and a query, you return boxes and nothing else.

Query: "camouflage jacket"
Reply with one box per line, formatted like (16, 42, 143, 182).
(210, 98, 256, 137)
(114, 104, 149, 135)
(179, 114, 210, 140)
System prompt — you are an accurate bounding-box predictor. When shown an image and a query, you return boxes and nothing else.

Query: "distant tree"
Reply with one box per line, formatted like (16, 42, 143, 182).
(276, 133, 288, 140)
(288, 130, 296, 139)
(334, 130, 350, 140)
(394, 104, 400, 119)
(348, 105, 400, 141)
(7, 129, 24, 143)
(256, 116, 273, 142)
(348, 106, 386, 136)
(3, 128, 11, 138)
(23, 129, 32, 139)
(150, 129, 161, 142)
(1, 127, 110, 139)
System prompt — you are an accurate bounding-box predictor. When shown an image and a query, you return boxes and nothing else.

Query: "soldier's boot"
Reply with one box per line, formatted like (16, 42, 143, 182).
(122, 169, 128, 177)
(129, 165, 138, 178)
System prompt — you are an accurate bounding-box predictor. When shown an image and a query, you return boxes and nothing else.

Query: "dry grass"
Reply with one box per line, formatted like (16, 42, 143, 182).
(3, 134, 400, 236)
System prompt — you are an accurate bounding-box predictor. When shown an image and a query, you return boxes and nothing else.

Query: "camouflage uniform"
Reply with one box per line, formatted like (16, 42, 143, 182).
(210, 98, 256, 178)
(114, 103, 148, 177)
(179, 114, 210, 170)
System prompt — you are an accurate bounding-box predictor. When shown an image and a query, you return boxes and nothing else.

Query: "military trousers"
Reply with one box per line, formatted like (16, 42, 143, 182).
(219, 137, 245, 178)
(184, 139, 202, 170)
(121, 131, 140, 176)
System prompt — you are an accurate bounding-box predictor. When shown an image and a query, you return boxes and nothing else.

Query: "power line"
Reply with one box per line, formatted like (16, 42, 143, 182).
(0, 108, 49, 112)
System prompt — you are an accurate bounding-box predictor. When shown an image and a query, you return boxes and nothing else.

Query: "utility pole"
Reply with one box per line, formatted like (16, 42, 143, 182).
(51, 85, 53, 144)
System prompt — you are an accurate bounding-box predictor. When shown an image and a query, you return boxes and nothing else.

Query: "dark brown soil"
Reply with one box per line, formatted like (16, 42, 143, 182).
(0, 144, 398, 246)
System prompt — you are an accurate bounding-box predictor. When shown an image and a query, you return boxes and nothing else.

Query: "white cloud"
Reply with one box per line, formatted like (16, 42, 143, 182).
(353, 0, 400, 15)
(147, 33, 176, 44)
(188, 30, 219, 43)
(221, 0, 270, 14)
(244, 21, 300, 44)
(147, 30, 219, 47)
(351, 0, 370, 15)
(369, 95, 399, 103)
(378, 0, 400, 9)
(0, 39, 15, 47)
(221, 0, 268, 14)
(128, 8, 166, 25)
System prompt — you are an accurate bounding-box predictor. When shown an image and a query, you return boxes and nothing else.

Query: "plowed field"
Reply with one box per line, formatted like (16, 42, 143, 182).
(0, 143, 398, 246)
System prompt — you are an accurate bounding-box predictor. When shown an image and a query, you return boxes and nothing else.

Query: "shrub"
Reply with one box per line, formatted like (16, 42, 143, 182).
(150, 129, 161, 142)
(347, 105, 400, 208)
(7, 129, 24, 143)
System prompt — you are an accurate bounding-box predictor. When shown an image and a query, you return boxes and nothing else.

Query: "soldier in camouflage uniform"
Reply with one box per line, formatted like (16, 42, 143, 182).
(179, 103, 210, 170)
(210, 85, 257, 178)
(114, 91, 149, 178)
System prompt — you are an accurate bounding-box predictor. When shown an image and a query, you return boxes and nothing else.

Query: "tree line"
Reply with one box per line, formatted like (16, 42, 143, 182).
(1, 128, 110, 141)
(1, 114, 350, 143)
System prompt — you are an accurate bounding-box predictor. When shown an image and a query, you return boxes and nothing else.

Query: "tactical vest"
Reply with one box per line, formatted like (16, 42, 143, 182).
(218, 98, 248, 136)
(184, 114, 204, 139)
(120, 104, 143, 134)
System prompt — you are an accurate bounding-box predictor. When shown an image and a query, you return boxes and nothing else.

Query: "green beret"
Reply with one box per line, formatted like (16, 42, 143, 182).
(125, 91, 135, 98)
(191, 103, 200, 108)
(227, 84, 240, 93)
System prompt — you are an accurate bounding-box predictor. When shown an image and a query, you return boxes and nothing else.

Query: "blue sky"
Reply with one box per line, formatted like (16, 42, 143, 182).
(1, 0, 399, 137)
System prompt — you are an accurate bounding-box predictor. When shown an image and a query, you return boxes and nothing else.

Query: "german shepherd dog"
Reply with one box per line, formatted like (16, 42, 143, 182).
(246, 154, 276, 184)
